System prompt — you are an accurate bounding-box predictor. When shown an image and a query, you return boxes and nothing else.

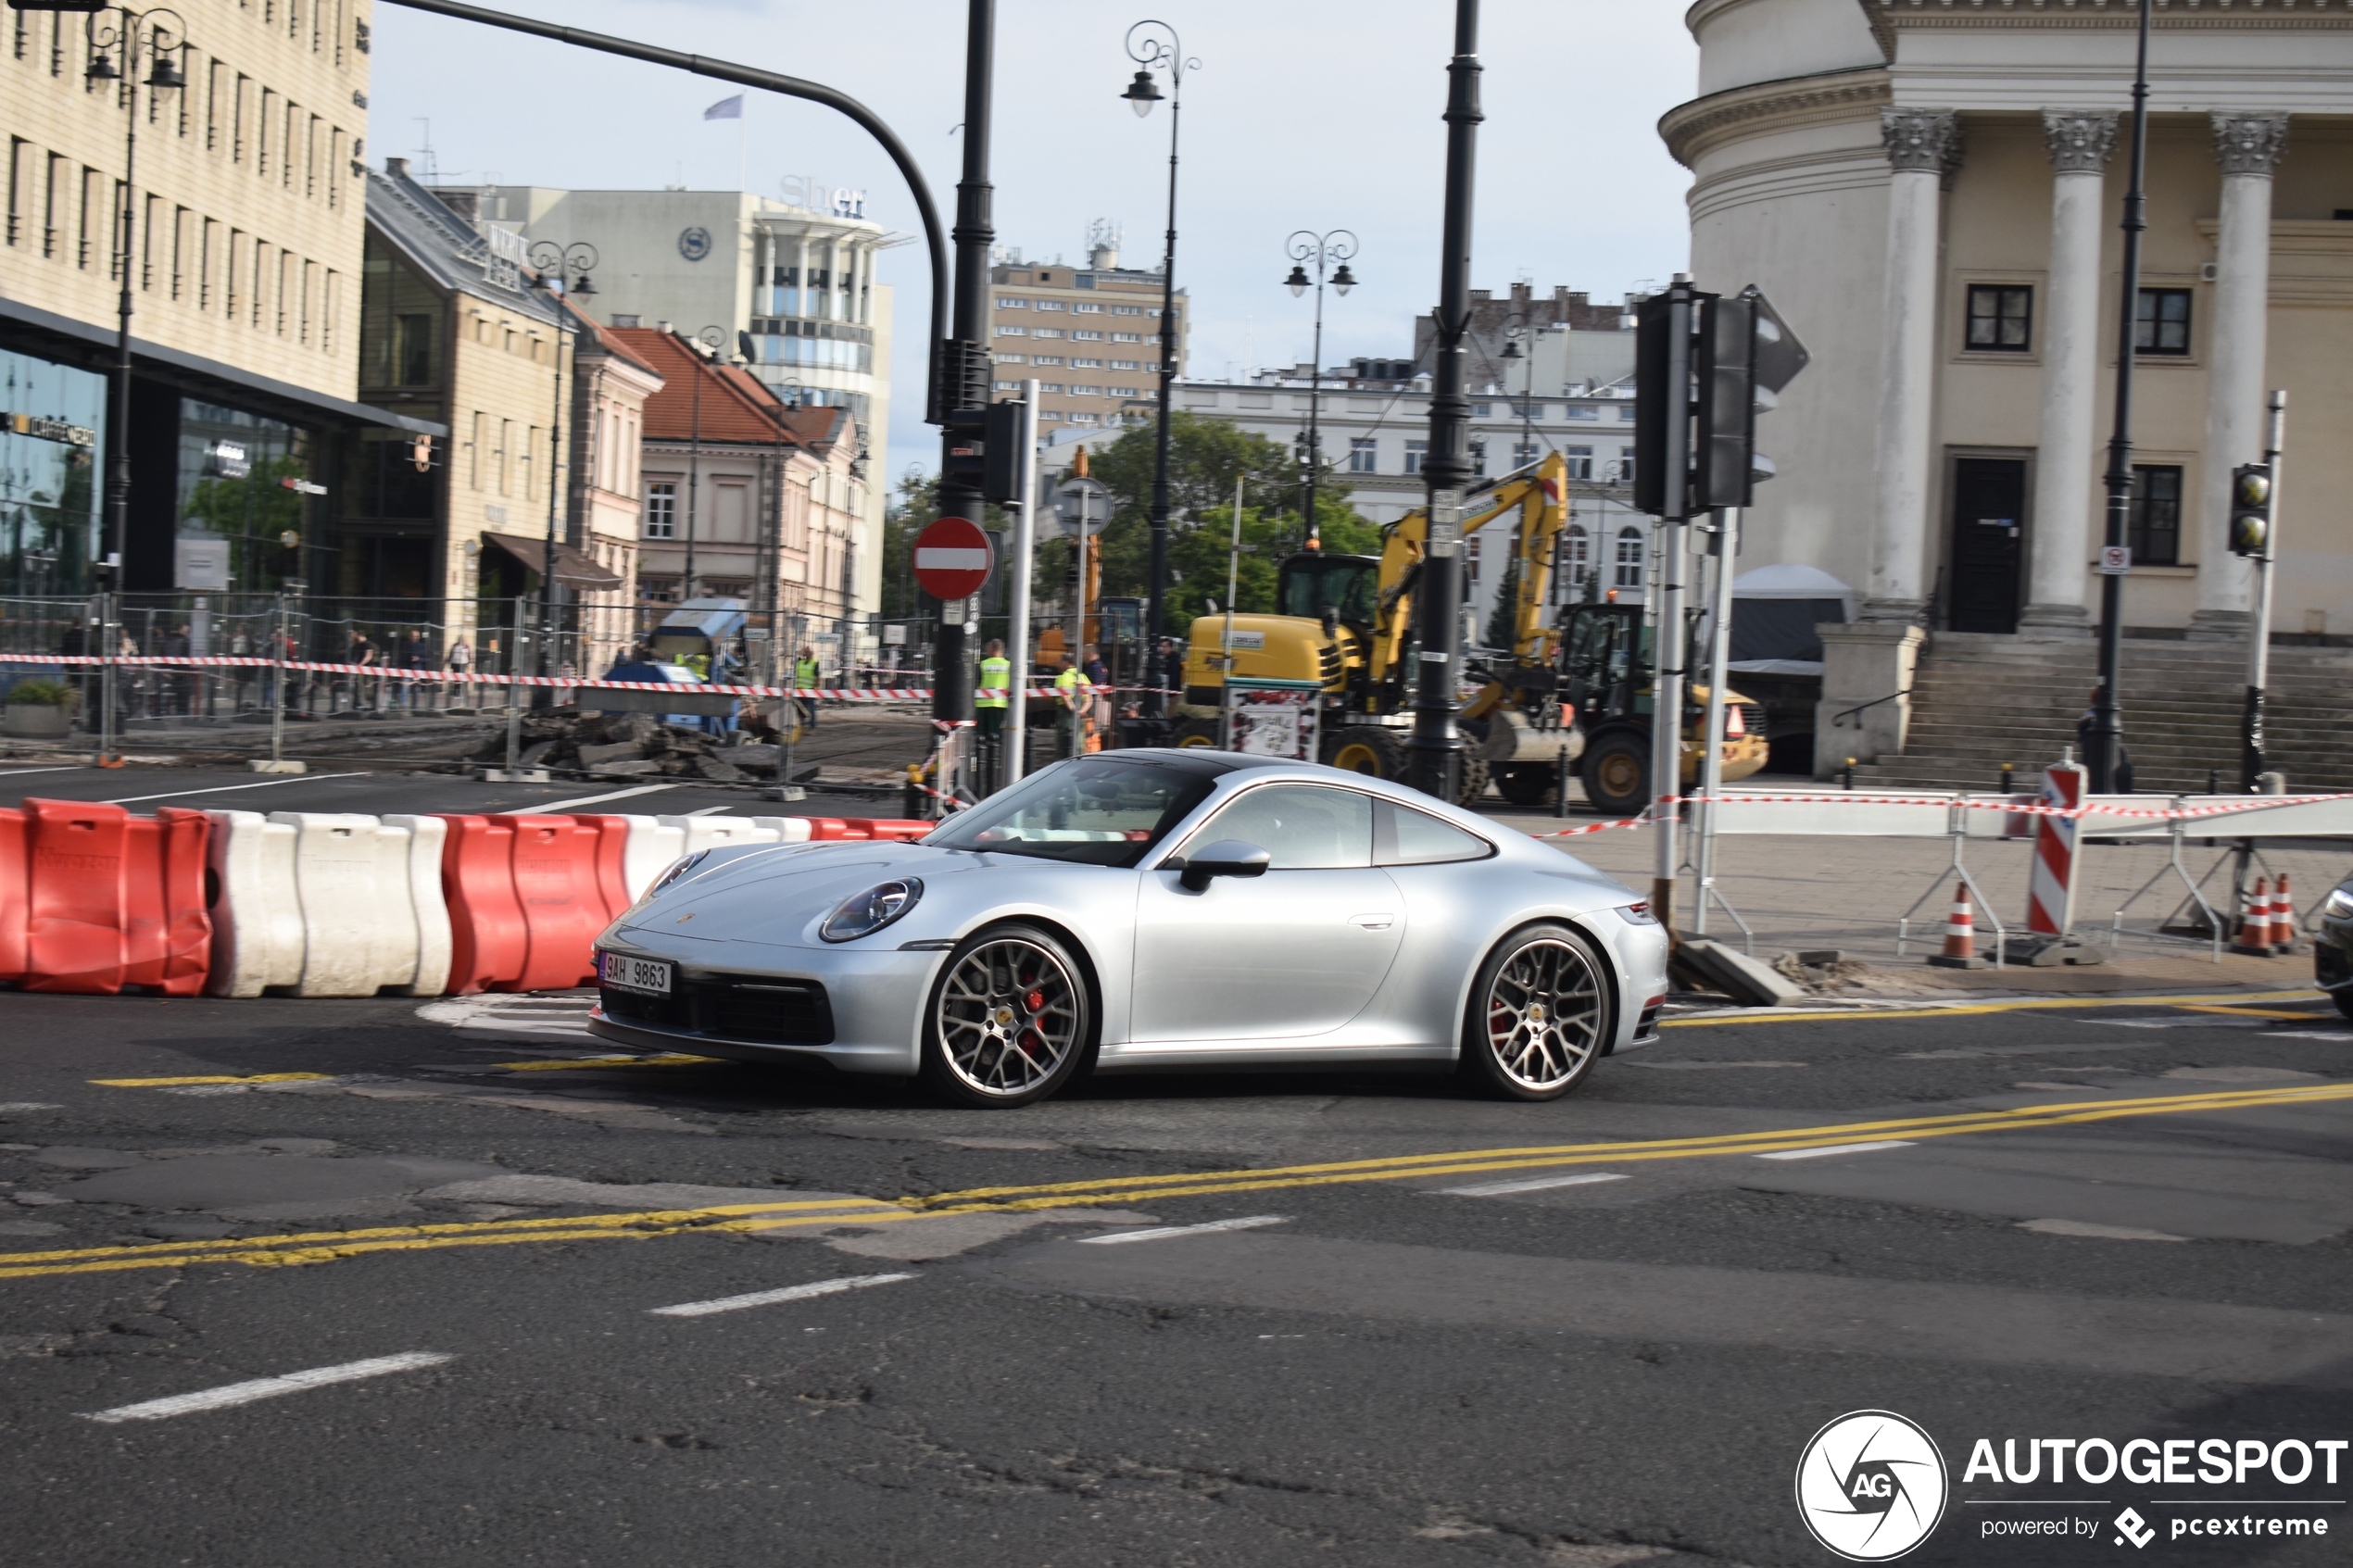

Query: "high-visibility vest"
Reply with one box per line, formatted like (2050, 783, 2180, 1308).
(976, 656, 1010, 709)
(683, 653, 710, 679)
(794, 659, 819, 688)
(1055, 665, 1085, 709)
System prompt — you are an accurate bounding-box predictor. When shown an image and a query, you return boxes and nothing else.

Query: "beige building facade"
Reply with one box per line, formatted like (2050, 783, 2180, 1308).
(0, 0, 435, 598)
(1664, 0, 2353, 653)
(989, 237, 1188, 433)
(567, 318, 661, 675)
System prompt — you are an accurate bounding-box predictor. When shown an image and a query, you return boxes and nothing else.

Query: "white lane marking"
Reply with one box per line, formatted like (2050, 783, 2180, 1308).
(2019, 1218, 2189, 1244)
(2089, 1017, 2274, 1030)
(1755, 1140, 1915, 1161)
(101, 772, 369, 805)
(685, 804, 736, 816)
(1436, 1171, 1630, 1198)
(0, 765, 87, 776)
(525, 783, 680, 811)
(0, 1102, 62, 1111)
(79, 1352, 453, 1424)
(1077, 1215, 1289, 1246)
(648, 1273, 916, 1318)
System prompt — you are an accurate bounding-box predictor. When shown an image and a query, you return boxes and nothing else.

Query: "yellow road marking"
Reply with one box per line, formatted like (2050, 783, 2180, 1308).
(4, 1082, 2345, 1283)
(488, 1054, 718, 1072)
(1662, 989, 2321, 1027)
(86, 1073, 335, 1087)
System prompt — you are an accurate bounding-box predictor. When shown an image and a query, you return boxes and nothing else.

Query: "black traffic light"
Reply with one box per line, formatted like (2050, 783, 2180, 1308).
(2229, 463, 2272, 557)
(1694, 286, 1809, 511)
(942, 399, 1027, 505)
(1630, 286, 1705, 519)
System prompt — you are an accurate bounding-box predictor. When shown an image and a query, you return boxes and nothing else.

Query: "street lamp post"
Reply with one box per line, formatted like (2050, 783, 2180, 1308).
(1283, 230, 1356, 550)
(2087, 0, 2154, 794)
(1406, 0, 1482, 804)
(82, 6, 185, 765)
(1122, 19, 1198, 728)
(528, 243, 597, 706)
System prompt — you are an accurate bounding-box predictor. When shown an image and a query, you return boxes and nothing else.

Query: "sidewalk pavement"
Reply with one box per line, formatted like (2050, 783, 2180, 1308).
(1490, 808, 2350, 998)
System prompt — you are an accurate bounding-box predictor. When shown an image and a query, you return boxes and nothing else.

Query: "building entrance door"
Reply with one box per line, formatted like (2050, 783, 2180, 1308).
(1947, 458, 2026, 633)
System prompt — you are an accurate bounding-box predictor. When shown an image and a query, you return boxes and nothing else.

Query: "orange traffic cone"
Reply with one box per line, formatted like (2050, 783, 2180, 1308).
(1927, 883, 1990, 969)
(2232, 876, 2275, 956)
(2271, 872, 2297, 953)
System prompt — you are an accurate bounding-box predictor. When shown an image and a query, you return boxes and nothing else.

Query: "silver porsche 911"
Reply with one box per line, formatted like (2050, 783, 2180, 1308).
(587, 749, 1670, 1108)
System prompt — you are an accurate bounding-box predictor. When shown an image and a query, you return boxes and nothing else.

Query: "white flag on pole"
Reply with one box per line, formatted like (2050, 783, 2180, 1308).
(703, 95, 743, 120)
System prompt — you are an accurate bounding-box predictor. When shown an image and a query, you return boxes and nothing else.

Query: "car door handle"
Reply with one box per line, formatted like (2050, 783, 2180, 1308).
(1350, 913, 1394, 930)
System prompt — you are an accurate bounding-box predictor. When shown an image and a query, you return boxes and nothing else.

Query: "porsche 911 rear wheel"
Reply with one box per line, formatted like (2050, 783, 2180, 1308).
(1462, 922, 1610, 1100)
(921, 922, 1090, 1108)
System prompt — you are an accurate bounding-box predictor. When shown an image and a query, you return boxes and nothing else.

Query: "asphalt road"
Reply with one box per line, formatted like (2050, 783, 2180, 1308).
(1, 983, 2347, 1567)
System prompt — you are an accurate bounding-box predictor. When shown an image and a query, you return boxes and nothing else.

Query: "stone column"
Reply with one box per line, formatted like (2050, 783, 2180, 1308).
(2020, 109, 2118, 635)
(1868, 108, 1961, 621)
(2192, 111, 2289, 637)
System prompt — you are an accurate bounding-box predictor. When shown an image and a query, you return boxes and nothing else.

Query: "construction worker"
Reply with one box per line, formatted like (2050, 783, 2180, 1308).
(1055, 659, 1088, 759)
(793, 645, 821, 730)
(975, 638, 1009, 780)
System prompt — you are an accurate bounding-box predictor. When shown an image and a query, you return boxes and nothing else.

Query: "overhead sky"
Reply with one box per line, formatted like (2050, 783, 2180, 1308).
(371, 0, 1699, 493)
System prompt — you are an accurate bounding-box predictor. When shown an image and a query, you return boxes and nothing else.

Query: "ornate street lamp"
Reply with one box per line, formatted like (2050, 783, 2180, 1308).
(1283, 229, 1358, 550)
(1122, 19, 1198, 729)
(526, 243, 598, 702)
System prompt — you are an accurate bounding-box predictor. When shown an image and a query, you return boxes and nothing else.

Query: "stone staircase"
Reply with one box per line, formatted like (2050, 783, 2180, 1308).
(1847, 633, 2353, 795)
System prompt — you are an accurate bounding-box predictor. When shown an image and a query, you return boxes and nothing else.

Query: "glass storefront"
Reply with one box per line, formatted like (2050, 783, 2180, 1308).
(0, 348, 104, 598)
(174, 398, 308, 593)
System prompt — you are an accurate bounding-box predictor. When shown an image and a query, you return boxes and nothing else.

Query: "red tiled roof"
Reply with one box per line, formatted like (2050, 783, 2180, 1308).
(607, 327, 798, 445)
(571, 304, 661, 379)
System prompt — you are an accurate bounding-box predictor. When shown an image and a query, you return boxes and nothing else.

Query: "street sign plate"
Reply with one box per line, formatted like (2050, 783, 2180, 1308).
(2099, 545, 2132, 576)
(912, 515, 994, 600)
(1052, 476, 1111, 537)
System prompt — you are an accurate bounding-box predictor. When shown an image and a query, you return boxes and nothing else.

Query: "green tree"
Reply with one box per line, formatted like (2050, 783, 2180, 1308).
(1084, 413, 1376, 637)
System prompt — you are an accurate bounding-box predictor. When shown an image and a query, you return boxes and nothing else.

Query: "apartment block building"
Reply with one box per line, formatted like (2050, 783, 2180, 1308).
(988, 236, 1187, 432)
(0, 0, 438, 598)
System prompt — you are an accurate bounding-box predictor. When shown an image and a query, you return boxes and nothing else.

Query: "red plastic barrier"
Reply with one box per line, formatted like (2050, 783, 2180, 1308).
(0, 808, 25, 984)
(843, 819, 934, 843)
(438, 813, 635, 995)
(801, 818, 855, 841)
(0, 799, 211, 996)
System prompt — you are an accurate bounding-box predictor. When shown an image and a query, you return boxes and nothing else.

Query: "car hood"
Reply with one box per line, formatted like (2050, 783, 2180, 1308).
(615, 840, 974, 948)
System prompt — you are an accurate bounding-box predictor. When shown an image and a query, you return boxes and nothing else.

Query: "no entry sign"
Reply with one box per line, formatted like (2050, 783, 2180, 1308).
(912, 515, 993, 601)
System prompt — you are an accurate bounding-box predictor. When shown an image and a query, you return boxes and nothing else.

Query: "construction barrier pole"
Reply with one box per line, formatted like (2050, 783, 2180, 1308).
(1693, 507, 1737, 935)
(1003, 381, 1039, 789)
(271, 592, 287, 765)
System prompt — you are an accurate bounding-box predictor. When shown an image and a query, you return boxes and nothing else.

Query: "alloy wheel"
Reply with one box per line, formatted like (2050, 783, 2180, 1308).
(936, 938, 1082, 1098)
(1481, 937, 1603, 1091)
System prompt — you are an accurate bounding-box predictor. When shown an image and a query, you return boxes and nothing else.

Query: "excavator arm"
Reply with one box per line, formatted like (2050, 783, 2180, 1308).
(1365, 451, 1570, 692)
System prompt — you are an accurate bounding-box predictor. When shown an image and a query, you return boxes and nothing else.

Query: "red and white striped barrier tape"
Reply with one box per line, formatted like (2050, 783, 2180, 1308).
(1530, 789, 2353, 838)
(0, 653, 1125, 704)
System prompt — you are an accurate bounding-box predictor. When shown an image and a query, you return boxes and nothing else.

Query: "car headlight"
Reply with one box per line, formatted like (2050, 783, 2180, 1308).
(652, 850, 711, 894)
(820, 877, 924, 943)
(2325, 885, 2353, 921)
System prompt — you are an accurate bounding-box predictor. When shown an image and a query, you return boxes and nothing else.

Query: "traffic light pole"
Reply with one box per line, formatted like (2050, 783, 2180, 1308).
(2239, 390, 2285, 792)
(933, 0, 997, 729)
(1692, 507, 1738, 937)
(1646, 278, 1698, 931)
(1406, 0, 1481, 805)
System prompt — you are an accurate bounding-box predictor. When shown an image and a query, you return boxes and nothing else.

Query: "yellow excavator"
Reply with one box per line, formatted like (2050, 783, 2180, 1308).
(1174, 449, 1768, 813)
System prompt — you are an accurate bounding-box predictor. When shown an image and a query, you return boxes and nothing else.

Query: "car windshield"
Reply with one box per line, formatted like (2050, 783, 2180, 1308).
(925, 755, 1228, 867)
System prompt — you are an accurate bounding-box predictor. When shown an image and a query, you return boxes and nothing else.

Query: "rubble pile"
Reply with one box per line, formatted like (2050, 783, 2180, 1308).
(465, 709, 781, 783)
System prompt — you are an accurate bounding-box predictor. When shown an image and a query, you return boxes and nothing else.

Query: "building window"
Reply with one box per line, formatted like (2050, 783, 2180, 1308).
(1034, 300, 1065, 311)
(1032, 356, 1063, 367)
(994, 324, 1026, 336)
(1470, 403, 1491, 419)
(994, 296, 1026, 308)
(2135, 288, 2191, 356)
(1510, 401, 1544, 420)
(2128, 464, 2183, 566)
(1071, 383, 1102, 395)
(1469, 441, 1488, 477)
(1966, 283, 2032, 351)
(1564, 445, 1593, 481)
(1071, 357, 1101, 369)
(1513, 441, 1541, 469)
(1614, 526, 1645, 590)
(1561, 524, 1591, 591)
(1073, 330, 1102, 341)
(1112, 332, 1142, 343)
(992, 380, 1020, 391)
(1564, 405, 1598, 421)
(1033, 328, 1063, 340)
(1039, 383, 1064, 393)
(645, 481, 677, 539)
(1111, 359, 1141, 370)
(1349, 437, 1378, 473)
(1404, 440, 1427, 475)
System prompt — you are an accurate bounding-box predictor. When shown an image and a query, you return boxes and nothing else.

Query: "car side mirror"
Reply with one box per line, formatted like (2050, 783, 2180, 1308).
(1174, 839, 1271, 893)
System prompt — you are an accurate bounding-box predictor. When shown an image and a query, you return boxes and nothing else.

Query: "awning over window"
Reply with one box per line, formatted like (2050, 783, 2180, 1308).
(481, 531, 625, 590)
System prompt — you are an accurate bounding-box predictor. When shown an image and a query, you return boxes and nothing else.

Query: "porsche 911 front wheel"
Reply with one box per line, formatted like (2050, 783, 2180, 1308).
(921, 922, 1091, 1108)
(1461, 922, 1610, 1100)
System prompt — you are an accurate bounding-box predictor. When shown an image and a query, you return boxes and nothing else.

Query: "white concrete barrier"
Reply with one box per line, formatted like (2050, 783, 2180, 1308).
(752, 816, 815, 844)
(616, 816, 686, 902)
(270, 813, 449, 997)
(204, 810, 305, 997)
(658, 814, 786, 858)
(381, 815, 453, 997)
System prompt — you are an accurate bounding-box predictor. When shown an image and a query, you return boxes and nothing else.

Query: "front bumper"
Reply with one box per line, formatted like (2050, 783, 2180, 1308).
(585, 928, 945, 1075)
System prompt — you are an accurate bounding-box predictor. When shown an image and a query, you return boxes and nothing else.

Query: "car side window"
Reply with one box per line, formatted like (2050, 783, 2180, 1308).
(1186, 784, 1372, 870)
(1377, 799, 1493, 866)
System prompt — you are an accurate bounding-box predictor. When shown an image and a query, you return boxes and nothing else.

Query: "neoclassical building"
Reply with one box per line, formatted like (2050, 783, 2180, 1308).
(1662, 0, 2353, 752)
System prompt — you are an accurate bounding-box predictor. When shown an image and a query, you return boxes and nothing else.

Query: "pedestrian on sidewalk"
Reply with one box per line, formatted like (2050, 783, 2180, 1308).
(794, 645, 822, 731)
(2078, 685, 2135, 794)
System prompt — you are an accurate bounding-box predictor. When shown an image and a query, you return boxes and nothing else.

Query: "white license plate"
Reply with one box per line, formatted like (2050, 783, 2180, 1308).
(601, 953, 673, 996)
